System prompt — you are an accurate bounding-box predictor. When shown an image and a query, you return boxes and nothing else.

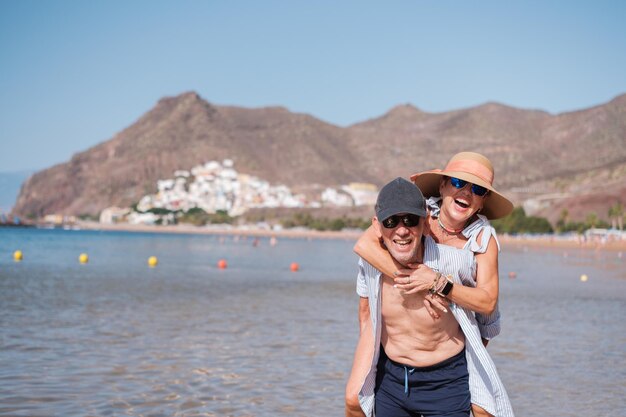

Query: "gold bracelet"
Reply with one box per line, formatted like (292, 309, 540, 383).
(429, 272, 442, 294)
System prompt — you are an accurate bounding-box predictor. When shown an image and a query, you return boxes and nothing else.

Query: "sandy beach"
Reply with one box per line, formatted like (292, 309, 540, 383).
(75, 221, 626, 251)
(498, 233, 626, 252)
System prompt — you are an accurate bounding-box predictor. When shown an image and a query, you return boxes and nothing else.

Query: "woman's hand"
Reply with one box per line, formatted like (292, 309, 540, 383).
(392, 264, 449, 318)
(393, 264, 437, 294)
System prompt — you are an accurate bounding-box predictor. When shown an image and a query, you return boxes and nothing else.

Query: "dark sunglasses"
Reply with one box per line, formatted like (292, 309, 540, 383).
(382, 214, 422, 229)
(449, 177, 489, 197)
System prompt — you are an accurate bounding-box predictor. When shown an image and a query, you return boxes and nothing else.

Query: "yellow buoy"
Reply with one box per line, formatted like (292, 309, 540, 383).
(580, 274, 588, 282)
(13, 250, 23, 262)
(79, 253, 89, 264)
(148, 256, 158, 267)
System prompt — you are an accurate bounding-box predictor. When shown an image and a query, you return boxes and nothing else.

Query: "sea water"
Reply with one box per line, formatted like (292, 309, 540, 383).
(0, 228, 624, 416)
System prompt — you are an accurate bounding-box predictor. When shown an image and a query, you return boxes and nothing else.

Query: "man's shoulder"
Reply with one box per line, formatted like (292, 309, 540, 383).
(358, 257, 382, 276)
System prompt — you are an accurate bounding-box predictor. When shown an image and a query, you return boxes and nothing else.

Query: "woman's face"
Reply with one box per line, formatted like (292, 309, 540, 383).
(438, 177, 486, 225)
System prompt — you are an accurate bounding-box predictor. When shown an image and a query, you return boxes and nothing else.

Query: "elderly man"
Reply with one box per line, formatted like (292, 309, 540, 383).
(345, 177, 513, 417)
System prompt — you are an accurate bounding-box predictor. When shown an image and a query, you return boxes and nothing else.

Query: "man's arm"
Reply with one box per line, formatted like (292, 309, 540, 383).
(358, 296, 370, 333)
(345, 297, 373, 417)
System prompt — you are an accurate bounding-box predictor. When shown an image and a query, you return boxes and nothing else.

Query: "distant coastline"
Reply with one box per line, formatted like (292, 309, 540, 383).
(0, 223, 34, 229)
(498, 234, 626, 252)
(72, 221, 626, 251)
(75, 221, 363, 240)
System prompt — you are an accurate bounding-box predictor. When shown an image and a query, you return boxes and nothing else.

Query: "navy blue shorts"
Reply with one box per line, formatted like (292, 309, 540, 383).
(374, 346, 471, 417)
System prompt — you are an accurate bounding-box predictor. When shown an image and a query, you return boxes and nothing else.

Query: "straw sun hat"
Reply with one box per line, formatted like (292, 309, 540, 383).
(409, 152, 514, 219)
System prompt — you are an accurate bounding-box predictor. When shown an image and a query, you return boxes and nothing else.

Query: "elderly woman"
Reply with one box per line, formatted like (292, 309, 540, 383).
(346, 152, 514, 417)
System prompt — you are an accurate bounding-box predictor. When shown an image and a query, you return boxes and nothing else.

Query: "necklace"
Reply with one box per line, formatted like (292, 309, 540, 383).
(437, 216, 465, 235)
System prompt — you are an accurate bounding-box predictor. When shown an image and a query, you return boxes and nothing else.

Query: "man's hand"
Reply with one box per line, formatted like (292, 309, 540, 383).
(423, 293, 449, 319)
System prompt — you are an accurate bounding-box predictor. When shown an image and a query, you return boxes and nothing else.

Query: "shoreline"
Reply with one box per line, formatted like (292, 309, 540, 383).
(498, 234, 626, 252)
(75, 221, 363, 240)
(72, 221, 626, 251)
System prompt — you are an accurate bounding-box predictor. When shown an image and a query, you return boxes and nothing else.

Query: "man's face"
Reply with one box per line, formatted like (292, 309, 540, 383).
(373, 213, 424, 266)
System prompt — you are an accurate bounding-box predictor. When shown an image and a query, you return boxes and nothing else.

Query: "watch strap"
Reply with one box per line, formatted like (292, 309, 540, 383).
(438, 277, 454, 297)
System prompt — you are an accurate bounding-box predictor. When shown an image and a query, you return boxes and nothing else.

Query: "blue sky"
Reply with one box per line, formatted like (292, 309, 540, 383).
(1, 0, 625, 172)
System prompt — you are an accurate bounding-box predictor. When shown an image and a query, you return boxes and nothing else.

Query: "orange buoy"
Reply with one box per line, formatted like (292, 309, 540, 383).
(217, 259, 227, 269)
(508, 271, 517, 279)
(290, 262, 300, 272)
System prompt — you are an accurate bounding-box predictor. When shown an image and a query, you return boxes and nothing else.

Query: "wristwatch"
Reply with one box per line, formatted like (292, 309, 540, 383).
(438, 276, 454, 297)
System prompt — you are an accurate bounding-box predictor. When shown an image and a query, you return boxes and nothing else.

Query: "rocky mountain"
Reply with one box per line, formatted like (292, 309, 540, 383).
(345, 95, 626, 223)
(12, 91, 626, 224)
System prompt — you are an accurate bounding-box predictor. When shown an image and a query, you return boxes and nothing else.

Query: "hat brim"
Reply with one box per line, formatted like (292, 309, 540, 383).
(409, 170, 513, 219)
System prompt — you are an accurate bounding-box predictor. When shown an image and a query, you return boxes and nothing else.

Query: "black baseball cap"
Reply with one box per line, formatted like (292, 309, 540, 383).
(375, 177, 427, 221)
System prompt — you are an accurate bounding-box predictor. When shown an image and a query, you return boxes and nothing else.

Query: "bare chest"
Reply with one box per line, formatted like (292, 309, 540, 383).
(380, 275, 438, 329)
(379, 275, 463, 358)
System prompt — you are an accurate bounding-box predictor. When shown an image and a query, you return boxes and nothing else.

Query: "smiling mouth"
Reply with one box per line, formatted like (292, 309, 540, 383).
(455, 199, 469, 209)
(393, 239, 412, 246)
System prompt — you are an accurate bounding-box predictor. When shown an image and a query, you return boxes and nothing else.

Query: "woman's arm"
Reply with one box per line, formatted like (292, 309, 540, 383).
(445, 235, 499, 315)
(354, 225, 448, 317)
(359, 219, 500, 327)
(353, 225, 404, 276)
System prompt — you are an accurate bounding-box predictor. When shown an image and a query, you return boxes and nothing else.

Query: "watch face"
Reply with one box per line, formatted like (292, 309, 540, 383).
(441, 280, 453, 296)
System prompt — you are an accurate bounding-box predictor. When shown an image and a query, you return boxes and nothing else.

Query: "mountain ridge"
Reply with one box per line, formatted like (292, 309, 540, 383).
(12, 91, 626, 224)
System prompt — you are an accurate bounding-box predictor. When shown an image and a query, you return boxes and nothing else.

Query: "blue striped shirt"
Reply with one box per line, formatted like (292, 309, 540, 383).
(356, 236, 514, 417)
